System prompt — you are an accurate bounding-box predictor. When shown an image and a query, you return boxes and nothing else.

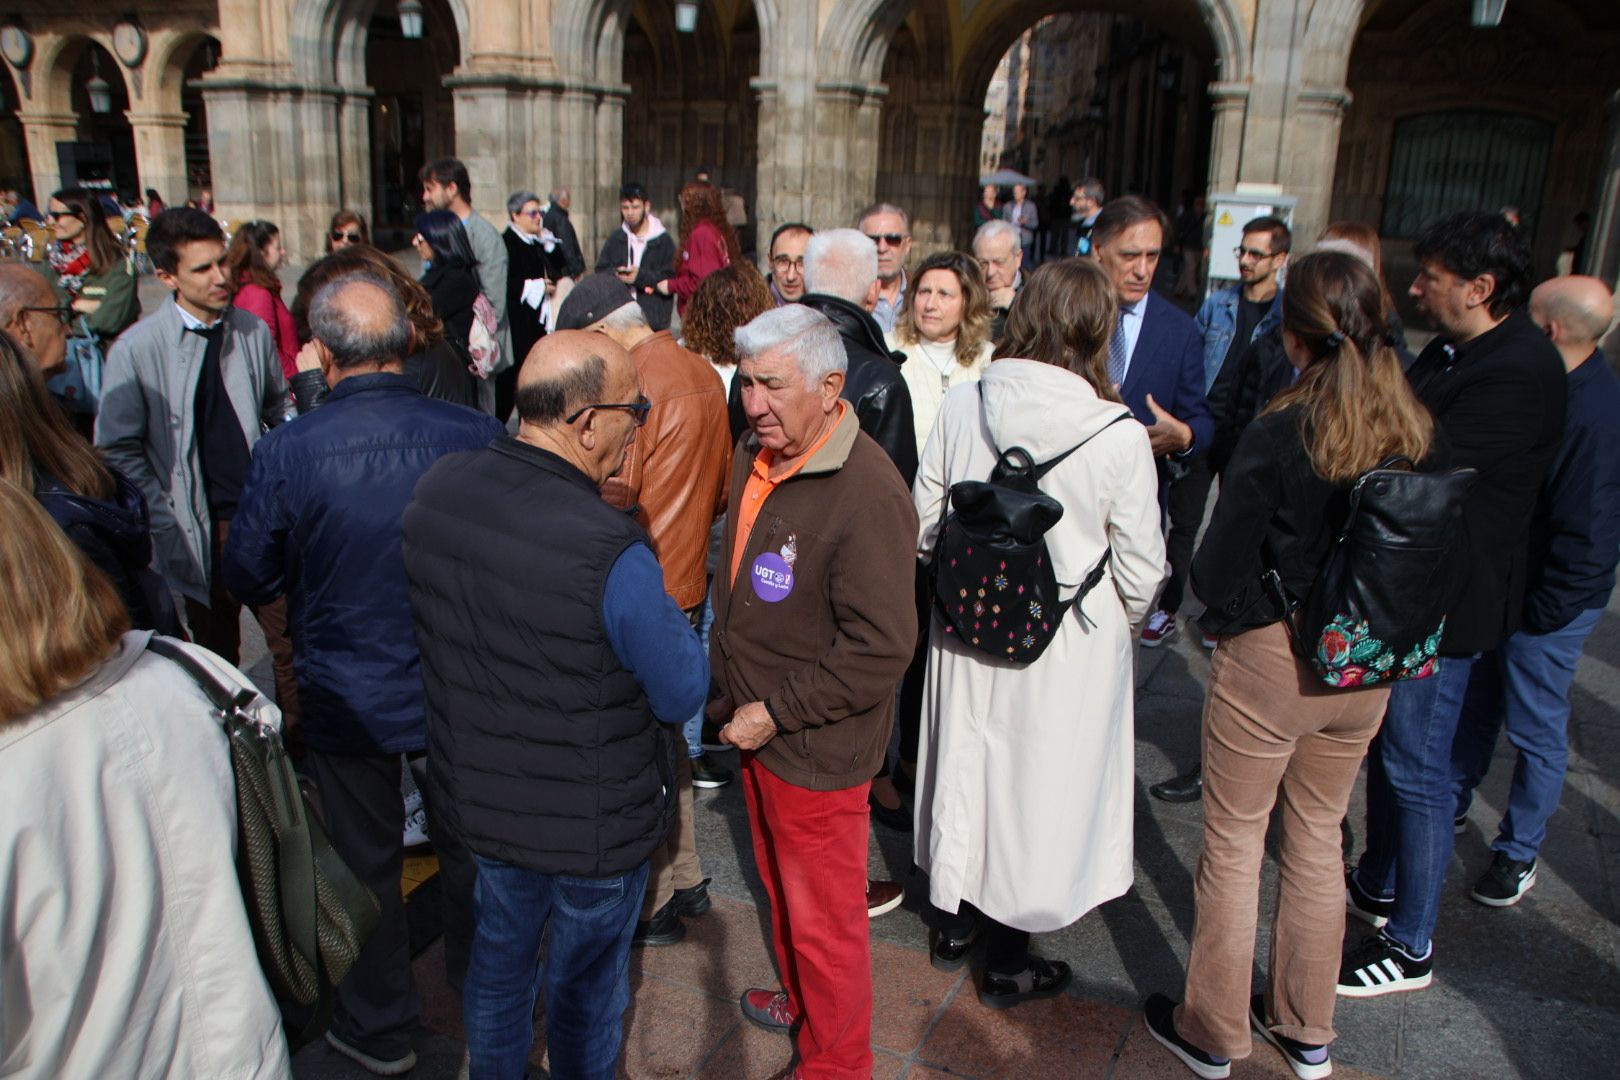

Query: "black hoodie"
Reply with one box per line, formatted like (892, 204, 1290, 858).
(36, 468, 182, 635)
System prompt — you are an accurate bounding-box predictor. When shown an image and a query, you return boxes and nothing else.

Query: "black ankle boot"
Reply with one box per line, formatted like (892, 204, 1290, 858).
(978, 956, 1073, 1008)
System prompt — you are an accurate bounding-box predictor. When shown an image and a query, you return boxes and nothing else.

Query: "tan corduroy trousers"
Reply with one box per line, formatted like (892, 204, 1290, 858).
(1176, 620, 1390, 1057)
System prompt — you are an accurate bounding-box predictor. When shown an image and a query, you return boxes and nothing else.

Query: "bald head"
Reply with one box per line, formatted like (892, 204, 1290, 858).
(1531, 275, 1615, 371)
(309, 275, 410, 370)
(0, 263, 54, 327)
(515, 330, 641, 485)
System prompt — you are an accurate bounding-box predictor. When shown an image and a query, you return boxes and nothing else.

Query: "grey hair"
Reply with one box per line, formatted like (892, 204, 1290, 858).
(507, 190, 541, 217)
(857, 201, 910, 232)
(308, 274, 410, 370)
(0, 263, 53, 327)
(600, 300, 649, 334)
(1077, 178, 1105, 204)
(548, 187, 570, 204)
(1312, 237, 1375, 271)
(734, 304, 847, 383)
(514, 353, 607, 425)
(803, 228, 878, 305)
(973, 219, 1020, 254)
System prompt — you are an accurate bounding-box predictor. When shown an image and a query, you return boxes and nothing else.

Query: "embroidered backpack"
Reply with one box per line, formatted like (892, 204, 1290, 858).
(1270, 457, 1475, 688)
(930, 405, 1131, 664)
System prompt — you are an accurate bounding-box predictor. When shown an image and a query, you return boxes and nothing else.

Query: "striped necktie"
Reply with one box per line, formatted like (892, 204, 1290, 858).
(1108, 305, 1132, 388)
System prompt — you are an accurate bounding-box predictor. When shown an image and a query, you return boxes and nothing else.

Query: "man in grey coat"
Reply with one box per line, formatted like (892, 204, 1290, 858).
(96, 208, 286, 665)
(422, 157, 511, 413)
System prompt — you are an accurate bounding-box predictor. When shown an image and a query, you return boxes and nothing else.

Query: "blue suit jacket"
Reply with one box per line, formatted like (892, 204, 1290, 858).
(1119, 291, 1214, 455)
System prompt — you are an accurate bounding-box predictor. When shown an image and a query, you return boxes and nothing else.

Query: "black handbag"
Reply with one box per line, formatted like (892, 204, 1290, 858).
(146, 637, 381, 1049)
(930, 402, 1132, 663)
(1267, 457, 1475, 688)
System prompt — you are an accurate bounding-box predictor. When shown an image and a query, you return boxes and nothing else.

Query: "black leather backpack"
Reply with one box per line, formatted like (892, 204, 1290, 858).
(1269, 457, 1475, 688)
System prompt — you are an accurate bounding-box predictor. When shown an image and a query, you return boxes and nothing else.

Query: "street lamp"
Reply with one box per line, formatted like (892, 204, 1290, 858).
(398, 0, 425, 40)
(86, 51, 112, 114)
(675, 2, 698, 33)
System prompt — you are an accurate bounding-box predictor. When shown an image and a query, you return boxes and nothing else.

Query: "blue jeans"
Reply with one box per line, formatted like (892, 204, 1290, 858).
(1355, 654, 1479, 956)
(463, 856, 649, 1080)
(1450, 608, 1601, 863)
(681, 593, 713, 759)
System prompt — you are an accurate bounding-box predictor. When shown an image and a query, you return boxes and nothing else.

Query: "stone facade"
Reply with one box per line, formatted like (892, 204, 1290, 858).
(1, 0, 1615, 287)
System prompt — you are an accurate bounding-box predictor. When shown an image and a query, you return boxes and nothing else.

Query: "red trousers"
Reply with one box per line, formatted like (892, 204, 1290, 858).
(741, 754, 872, 1080)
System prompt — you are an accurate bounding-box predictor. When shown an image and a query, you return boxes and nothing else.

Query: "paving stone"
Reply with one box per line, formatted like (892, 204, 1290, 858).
(913, 991, 1130, 1077)
(617, 974, 740, 1079)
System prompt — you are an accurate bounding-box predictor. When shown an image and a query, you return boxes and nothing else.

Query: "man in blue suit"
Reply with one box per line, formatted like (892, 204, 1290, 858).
(1089, 193, 1212, 496)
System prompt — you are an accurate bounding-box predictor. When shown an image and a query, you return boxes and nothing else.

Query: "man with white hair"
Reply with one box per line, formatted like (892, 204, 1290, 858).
(1450, 274, 1620, 908)
(973, 218, 1024, 341)
(714, 304, 918, 1078)
(800, 226, 918, 485)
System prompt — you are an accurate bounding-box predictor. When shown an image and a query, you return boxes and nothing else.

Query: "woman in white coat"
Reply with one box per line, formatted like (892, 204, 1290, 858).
(0, 479, 291, 1079)
(913, 259, 1166, 1008)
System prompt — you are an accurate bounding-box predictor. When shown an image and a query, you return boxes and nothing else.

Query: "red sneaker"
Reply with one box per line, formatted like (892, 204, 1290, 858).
(739, 987, 798, 1033)
(1141, 610, 1177, 648)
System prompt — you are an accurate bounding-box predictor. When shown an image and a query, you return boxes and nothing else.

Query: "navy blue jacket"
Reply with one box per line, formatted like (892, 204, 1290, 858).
(1120, 291, 1215, 457)
(221, 372, 502, 753)
(1523, 349, 1620, 633)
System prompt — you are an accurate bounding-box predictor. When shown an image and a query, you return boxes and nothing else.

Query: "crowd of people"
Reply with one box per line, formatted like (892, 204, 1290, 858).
(0, 155, 1616, 1080)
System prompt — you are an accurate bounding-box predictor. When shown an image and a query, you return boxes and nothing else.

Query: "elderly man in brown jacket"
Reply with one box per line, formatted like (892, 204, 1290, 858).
(557, 272, 734, 946)
(713, 303, 917, 1080)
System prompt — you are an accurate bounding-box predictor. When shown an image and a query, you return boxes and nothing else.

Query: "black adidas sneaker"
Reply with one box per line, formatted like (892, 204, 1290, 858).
(1337, 930, 1432, 997)
(1471, 852, 1537, 907)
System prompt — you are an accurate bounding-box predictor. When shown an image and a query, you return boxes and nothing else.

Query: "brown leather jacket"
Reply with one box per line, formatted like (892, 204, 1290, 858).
(601, 330, 732, 609)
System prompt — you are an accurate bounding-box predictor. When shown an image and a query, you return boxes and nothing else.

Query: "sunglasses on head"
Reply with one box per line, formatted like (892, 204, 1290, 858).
(865, 233, 906, 247)
(332, 230, 362, 242)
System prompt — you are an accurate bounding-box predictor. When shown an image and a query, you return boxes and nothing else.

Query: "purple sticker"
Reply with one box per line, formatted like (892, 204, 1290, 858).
(751, 552, 795, 602)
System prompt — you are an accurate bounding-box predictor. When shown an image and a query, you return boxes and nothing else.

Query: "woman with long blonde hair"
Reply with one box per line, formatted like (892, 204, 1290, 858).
(1145, 251, 1434, 1080)
(0, 478, 291, 1077)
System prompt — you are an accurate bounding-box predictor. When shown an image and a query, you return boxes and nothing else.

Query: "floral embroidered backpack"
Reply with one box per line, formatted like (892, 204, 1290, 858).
(1269, 456, 1475, 688)
(929, 404, 1132, 664)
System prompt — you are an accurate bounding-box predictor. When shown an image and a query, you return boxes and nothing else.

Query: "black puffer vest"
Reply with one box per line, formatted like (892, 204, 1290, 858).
(403, 436, 675, 877)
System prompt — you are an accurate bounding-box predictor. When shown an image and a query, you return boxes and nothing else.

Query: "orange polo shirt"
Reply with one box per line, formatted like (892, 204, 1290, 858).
(730, 401, 848, 585)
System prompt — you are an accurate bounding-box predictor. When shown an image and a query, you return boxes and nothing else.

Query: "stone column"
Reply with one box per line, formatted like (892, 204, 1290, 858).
(808, 80, 886, 228)
(1205, 81, 1250, 194)
(126, 110, 189, 215)
(449, 74, 541, 228)
(18, 111, 78, 203)
(335, 89, 372, 218)
(1282, 86, 1352, 244)
(594, 86, 628, 251)
(1587, 88, 1620, 286)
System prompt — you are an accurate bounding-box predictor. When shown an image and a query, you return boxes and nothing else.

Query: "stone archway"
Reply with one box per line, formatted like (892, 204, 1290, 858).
(32, 36, 138, 199)
(0, 64, 31, 203)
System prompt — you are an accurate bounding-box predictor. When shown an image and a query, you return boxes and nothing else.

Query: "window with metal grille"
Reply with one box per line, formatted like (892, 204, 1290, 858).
(1381, 111, 1552, 238)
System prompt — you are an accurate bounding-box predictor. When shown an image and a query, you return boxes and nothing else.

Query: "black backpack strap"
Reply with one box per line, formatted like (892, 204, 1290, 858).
(1030, 411, 1136, 481)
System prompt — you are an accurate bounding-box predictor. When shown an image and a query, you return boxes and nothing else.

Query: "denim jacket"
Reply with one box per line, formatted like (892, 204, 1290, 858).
(1194, 284, 1283, 393)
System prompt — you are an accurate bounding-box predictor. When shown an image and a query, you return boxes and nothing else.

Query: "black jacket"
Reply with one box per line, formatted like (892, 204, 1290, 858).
(544, 205, 587, 279)
(36, 468, 182, 636)
(421, 262, 480, 353)
(1408, 311, 1566, 654)
(1522, 348, 1620, 633)
(596, 227, 677, 332)
(1206, 328, 1294, 476)
(503, 227, 566, 367)
(1192, 407, 1353, 636)
(799, 293, 918, 486)
(288, 338, 477, 412)
(402, 436, 676, 876)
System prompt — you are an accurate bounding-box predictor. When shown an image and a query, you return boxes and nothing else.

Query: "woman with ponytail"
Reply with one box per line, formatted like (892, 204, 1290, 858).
(1144, 251, 1437, 1080)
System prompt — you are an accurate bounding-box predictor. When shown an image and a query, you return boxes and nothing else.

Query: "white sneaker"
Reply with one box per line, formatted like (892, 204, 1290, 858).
(403, 788, 430, 848)
(1141, 610, 1178, 648)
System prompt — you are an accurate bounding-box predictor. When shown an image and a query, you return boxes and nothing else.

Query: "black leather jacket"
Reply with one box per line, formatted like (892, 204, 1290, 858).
(799, 293, 918, 486)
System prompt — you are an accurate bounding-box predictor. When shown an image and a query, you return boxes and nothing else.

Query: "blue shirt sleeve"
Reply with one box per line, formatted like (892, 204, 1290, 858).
(601, 541, 710, 724)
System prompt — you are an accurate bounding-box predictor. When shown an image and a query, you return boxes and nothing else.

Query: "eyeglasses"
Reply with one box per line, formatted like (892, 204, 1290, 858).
(566, 396, 651, 427)
(1235, 246, 1276, 261)
(47, 210, 79, 222)
(21, 304, 75, 326)
(520, 209, 544, 219)
(770, 255, 805, 272)
(865, 233, 907, 248)
(331, 230, 362, 242)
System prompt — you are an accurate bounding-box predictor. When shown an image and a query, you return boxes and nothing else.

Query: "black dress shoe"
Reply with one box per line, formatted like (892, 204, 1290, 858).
(930, 926, 978, 972)
(1151, 764, 1203, 803)
(673, 877, 712, 918)
(868, 790, 912, 831)
(632, 899, 685, 947)
(978, 955, 1073, 1009)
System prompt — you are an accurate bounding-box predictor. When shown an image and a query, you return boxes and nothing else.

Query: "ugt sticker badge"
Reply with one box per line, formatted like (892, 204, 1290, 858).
(751, 533, 798, 603)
